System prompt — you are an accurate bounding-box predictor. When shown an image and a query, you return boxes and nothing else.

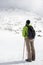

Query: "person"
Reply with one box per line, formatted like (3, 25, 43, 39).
(22, 20, 35, 62)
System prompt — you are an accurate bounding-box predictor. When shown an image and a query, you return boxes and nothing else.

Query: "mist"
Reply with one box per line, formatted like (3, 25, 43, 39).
(0, 0, 43, 17)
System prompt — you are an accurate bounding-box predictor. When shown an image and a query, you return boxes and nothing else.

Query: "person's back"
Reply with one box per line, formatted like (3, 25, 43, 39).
(22, 20, 35, 62)
(22, 20, 31, 38)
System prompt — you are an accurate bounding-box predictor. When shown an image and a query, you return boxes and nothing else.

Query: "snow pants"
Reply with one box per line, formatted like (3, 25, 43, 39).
(25, 38, 35, 60)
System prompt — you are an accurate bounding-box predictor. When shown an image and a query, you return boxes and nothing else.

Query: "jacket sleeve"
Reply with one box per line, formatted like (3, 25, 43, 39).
(22, 26, 28, 37)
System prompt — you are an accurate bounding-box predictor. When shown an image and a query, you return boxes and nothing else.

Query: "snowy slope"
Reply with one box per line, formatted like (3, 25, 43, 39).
(0, 9, 43, 65)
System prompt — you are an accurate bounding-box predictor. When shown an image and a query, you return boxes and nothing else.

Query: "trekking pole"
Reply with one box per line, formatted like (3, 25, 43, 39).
(22, 41, 25, 60)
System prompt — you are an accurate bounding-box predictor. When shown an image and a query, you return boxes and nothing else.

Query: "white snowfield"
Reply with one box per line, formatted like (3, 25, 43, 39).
(0, 9, 43, 65)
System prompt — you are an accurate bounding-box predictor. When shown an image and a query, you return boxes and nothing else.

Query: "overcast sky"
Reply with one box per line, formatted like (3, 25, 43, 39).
(0, 0, 43, 17)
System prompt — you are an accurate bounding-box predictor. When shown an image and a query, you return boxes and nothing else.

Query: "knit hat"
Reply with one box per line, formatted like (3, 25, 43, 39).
(26, 20, 30, 25)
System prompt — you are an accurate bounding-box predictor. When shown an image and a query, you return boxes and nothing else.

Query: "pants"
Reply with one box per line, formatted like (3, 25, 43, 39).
(25, 38, 35, 60)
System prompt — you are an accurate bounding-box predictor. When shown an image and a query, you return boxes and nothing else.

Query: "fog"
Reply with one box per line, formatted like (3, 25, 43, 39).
(0, 0, 43, 17)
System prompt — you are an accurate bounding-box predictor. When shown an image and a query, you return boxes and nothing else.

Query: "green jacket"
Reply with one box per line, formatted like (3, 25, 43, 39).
(22, 24, 32, 38)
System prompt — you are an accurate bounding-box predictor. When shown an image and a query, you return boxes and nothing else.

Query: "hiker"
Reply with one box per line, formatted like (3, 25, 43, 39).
(22, 20, 35, 62)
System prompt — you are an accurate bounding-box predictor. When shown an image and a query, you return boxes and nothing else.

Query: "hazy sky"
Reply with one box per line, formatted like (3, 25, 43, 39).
(0, 0, 43, 17)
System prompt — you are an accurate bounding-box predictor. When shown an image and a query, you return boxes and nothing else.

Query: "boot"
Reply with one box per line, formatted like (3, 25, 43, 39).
(25, 59, 32, 62)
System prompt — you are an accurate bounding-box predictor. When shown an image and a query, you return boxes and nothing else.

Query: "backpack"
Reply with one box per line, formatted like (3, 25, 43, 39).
(27, 25, 35, 39)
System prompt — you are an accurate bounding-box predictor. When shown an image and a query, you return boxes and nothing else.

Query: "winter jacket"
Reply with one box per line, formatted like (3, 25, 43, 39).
(22, 24, 32, 38)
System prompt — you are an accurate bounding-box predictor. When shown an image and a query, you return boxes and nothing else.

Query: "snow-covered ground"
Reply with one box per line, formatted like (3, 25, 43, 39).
(0, 9, 43, 65)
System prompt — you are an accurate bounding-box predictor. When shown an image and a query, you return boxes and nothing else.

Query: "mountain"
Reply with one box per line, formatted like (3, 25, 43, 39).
(0, 9, 43, 65)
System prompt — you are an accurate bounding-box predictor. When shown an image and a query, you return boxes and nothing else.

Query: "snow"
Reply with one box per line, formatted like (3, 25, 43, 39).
(0, 9, 43, 65)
